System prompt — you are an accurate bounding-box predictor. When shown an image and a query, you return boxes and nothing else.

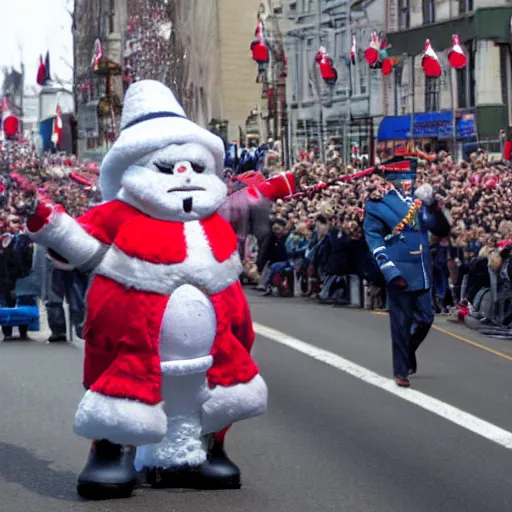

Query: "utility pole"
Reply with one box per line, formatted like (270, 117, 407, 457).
(316, 0, 325, 161)
(343, 1, 352, 164)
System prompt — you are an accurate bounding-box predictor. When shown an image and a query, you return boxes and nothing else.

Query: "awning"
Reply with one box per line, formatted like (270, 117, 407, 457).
(378, 111, 477, 141)
(377, 116, 411, 141)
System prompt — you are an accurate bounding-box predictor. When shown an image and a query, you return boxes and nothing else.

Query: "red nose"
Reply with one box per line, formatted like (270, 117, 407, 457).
(177, 165, 187, 173)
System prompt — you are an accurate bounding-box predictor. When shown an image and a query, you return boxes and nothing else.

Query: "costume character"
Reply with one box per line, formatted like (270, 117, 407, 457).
(26, 80, 296, 499)
(362, 159, 450, 388)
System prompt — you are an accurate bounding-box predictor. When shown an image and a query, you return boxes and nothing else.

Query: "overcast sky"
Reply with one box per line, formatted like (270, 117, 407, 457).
(0, 0, 73, 90)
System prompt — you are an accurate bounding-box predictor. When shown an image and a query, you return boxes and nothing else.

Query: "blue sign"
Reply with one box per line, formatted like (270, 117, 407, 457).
(378, 111, 477, 141)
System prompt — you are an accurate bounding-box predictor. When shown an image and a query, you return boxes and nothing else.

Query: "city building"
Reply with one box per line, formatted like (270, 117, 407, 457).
(376, 0, 512, 156)
(73, 0, 279, 161)
(282, 0, 386, 162)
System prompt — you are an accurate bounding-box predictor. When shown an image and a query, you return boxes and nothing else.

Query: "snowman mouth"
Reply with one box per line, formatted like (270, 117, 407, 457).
(183, 197, 193, 213)
(167, 186, 205, 193)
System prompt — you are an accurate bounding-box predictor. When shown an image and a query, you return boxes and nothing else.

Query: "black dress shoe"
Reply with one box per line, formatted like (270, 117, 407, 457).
(77, 440, 139, 500)
(145, 436, 241, 490)
(47, 334, 67, 343)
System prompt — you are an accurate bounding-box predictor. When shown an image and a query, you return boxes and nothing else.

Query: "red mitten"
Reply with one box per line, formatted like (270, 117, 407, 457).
(255, 172, 297, 201)
(27, 199, 65, 233)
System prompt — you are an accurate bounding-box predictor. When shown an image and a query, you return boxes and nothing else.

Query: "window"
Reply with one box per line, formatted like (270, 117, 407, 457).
(398, 0, 410, 29)
(288, 1, 297, 15)
(302, 0, 313, 13)
(458, 0, 473, 14)
(425, 77, 440, 112)
(457, 43, 475, 108)
(422, 0, 435, 24)
(108, 0, 115, 34)
(306, 38, 315, 99)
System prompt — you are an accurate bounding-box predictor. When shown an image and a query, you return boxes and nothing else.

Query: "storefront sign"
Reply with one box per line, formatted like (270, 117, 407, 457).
(378, 110, 476, 141)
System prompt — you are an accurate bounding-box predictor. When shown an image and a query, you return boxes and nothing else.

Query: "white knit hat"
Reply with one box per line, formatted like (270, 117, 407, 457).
(99, 80, 225, 201)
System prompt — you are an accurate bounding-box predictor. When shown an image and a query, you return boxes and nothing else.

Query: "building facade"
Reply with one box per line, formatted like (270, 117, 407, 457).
(376, 0, 512, 156)
(73, 0, 279, 160)
(282, 0, 386, 162)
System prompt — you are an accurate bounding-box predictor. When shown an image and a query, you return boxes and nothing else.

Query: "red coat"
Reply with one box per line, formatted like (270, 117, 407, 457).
(76, 200, 258, 406)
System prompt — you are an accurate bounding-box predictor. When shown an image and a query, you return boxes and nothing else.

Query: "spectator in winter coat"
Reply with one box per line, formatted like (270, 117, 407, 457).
(257, 218, 290, 295)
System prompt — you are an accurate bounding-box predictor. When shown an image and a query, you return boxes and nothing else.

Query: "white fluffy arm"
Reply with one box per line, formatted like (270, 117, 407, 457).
(29, 210, 108, 272)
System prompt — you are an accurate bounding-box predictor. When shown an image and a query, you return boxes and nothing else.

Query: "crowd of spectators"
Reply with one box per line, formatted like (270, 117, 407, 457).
(2, 137, 512, 339)
(0, 139, 99, 342)
(248, 143, 512, 337)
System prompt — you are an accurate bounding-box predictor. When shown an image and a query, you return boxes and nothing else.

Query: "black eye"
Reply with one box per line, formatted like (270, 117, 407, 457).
(191, 163, 205, 174)
(155, 163, 174, 174)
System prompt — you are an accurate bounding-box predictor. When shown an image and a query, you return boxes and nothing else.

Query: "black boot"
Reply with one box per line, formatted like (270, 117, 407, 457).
(198, 435, 241, 489)
(77, 440, 139, 500)
(145, 435, 241, 490)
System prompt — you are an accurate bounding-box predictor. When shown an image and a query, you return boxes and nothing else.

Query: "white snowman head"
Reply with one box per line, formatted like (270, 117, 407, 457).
(99, 80, 226, 221)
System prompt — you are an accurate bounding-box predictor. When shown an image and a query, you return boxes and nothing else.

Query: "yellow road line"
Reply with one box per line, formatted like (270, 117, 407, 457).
(371, 311, 512, 362)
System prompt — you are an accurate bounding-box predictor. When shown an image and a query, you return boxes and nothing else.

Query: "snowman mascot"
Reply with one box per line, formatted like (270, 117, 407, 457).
(27, 80, 296, 500)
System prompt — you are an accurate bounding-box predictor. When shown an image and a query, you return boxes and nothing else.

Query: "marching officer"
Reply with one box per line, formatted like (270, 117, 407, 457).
(363, 159, 451, 387)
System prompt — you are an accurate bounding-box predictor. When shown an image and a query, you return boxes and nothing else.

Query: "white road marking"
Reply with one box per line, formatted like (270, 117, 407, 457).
(253, 322, 512, 450)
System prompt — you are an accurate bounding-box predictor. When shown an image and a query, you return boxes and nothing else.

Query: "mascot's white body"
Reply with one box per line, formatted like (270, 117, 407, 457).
(27, 81, 295, 493)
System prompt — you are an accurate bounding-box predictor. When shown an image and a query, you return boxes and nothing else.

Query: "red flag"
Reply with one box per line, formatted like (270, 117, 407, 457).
(44, 51, 51, 82)
(36, 55, 46, 86)
(421, 39, 442, 78)
(448, 34, 467, 69)
(51, 105, 63, 148)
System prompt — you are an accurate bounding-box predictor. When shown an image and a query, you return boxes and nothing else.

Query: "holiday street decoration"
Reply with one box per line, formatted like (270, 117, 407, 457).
(350, 35, 356, 65)
(448, 34, 467, 69)
(364, 32, 381, 66)
(422, 39, 442, 78)
(315, 46, 338, 85)
(251, 19, 269, 65)
(92, 39, 103, 71)
(364, 32, 395, 75)
(1, 97, 19, 139)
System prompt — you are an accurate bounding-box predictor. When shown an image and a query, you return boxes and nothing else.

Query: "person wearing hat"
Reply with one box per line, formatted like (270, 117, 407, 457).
(26, 80, 296, 500)
(362, 159, 451, 388)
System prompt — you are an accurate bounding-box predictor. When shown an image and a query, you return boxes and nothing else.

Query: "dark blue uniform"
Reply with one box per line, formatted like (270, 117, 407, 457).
(363, 189, 450, 379)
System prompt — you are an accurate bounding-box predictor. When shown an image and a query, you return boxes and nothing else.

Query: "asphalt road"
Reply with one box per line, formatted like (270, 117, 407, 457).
(1, 291, 511, 512)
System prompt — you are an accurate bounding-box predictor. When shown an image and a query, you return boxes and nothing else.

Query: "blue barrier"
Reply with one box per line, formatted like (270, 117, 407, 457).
(0, 306, 40, 331)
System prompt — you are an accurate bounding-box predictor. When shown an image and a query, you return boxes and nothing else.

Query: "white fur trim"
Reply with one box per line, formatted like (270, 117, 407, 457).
(96, 221, 242, 295)
(414, 183, 435, 205)
(161, 356, 213, 376)
(29, 212, 106, 271)
(201, 374, 268, 435)
(135, 373, 211, 470)
(73, 390, 167, 446)
(99, 80, 225, 201)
